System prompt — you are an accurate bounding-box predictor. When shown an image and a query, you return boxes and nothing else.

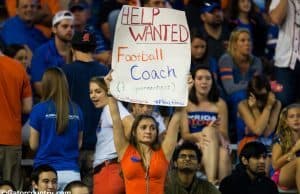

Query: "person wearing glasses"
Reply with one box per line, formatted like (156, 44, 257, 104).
(165, 141, 220, 194)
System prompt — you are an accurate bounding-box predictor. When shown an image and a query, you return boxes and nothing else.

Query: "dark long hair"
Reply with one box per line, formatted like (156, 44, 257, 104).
(190, 30, 209, 66)
(130, 114, 160, 150)
(130, 114, 160, 170)
(247, 74, 271, 97)
(189, 65, 219, 104)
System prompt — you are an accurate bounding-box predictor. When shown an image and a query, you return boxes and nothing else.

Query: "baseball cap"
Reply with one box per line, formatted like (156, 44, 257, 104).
(71, 31, 96, 52)
(69, 0, 89, 12)
(200, 2, 221, 14)
(52, 10, 74, 27)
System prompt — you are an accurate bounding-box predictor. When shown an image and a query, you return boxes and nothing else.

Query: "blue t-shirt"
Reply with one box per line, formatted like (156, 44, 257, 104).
(188, 111, 218, 133)
(31, 39, 65, 82)
(0, 16, 47, 51)
(29, 100, 84, 171)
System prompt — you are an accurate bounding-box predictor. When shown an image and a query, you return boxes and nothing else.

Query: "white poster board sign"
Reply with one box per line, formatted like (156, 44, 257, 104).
(111, 5, 191, 106)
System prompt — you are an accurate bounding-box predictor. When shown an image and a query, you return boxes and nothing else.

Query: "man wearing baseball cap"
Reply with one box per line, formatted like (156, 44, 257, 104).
(199, 1, 230, 60)
(68, 0, 111, 67)
(31, 10, 74, 97)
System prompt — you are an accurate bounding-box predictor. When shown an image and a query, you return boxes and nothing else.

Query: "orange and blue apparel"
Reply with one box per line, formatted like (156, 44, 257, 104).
(121, 145, 169, 194)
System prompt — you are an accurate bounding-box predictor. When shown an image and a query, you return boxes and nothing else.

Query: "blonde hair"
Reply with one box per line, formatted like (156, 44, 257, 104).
(227, 28, 251, 59)
(276, 103, 300, 153)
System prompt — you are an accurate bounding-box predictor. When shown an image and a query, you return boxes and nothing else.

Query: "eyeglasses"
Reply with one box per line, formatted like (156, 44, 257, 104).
(178, 154, 197, 160)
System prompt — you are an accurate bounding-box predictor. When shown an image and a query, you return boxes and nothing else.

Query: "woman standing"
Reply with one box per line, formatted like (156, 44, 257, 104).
(89, 76, 133, 194)
(29, 67, 83, 191)
(104, 73, 184, 194)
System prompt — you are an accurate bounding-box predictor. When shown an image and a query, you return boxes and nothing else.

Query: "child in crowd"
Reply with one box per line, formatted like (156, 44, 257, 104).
(272, 103, 300, 191)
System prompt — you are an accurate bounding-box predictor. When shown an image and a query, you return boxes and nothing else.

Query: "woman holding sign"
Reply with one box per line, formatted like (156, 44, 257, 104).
(103, 72, 184, 194)
(181, 65, 232, 184)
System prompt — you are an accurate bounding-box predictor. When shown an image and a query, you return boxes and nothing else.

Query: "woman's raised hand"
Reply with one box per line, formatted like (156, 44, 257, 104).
(104, 71, 113, 88)
(187, 74, 194, 91)
(248, 93, 257, 108)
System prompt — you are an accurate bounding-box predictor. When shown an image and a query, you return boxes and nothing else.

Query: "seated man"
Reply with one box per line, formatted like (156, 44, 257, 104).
(64, 180, 89, 194)
(31, 164, 57, 193)
(165, 141, 220, 194)
(219, 142, 278, 194)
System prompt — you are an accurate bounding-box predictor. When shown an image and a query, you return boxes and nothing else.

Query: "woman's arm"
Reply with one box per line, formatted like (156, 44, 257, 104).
(264, 100, 281, 136)
(272, 143, 294, 170)
(238, 99, 273, 136)
(29, 127, 40, 151)
(107, 96, 130, 160)
(180, 107, 201, 142)
(122, 115, 134, 140)
(162, 107, 184, 161)
(218, 54, 248, 95)
(104, 73, 130, 159)
(269, 0, 288, 25)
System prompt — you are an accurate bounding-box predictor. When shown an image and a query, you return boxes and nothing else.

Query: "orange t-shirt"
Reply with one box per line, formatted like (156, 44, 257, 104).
(0, 55, 32, 145)
(121, 145, 169, 194)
